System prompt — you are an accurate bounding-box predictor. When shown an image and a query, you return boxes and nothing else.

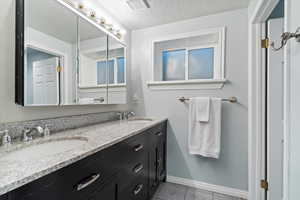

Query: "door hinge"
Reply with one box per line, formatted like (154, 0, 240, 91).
(261, 179, 269, 190)
(261, 38, 270, 48)
(56, 66, 62, 72)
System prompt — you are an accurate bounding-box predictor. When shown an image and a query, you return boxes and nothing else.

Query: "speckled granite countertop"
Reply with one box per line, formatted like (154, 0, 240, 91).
(0, 118, 167, 196)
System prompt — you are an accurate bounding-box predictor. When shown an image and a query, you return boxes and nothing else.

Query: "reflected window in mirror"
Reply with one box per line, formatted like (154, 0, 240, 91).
(107, 37, 127, 104)
(97, 61, 107, 85)
(117, 57, 125, 84)
(78, 18, 108, 104)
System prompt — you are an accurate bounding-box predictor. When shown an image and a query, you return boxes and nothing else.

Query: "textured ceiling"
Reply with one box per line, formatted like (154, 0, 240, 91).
(96, 0, 251, 30)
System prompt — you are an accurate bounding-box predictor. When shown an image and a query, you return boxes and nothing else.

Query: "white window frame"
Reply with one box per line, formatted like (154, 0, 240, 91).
(148, 27, 227, 90)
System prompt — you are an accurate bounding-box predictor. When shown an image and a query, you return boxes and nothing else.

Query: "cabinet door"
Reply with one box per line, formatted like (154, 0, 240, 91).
(88, 179, 117, 200)
(0, 194, 8, 200)
(148, 123, 167, 198)
(157, 139, 167, 182)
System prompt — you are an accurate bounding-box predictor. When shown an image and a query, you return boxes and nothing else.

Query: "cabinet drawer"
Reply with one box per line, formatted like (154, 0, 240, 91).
(148, 123, 166, 140)
(62, 147, 120, 200)
(0, 194, 8, 200)
(120, 132, 148, 164)
(119, 177, 148, 200)
(119, 155, 148, 190)
(88, 175, 117, 200)
(11, 146, 120, 200)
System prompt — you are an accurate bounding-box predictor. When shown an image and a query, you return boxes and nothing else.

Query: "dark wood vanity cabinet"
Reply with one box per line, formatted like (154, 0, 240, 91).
(3, 121, 167, 200)
(148, 123, 167, 198)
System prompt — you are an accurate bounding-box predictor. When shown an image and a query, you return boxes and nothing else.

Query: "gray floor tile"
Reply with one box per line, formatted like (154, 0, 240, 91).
(155, 182, 188, 200)
(185, 187, 213, 200)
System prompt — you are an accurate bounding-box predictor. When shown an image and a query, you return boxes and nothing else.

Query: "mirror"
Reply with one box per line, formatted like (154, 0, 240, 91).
(76, 18, 108, 105)
(23, 0, 78, 106)
(107, 37, 127, 104)
(16, 0, 127, 106)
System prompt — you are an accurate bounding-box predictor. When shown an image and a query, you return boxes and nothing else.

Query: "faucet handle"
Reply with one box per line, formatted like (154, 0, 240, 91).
(44, 124, 52, 137)
(22, 128, 32, 142)
(116, 112, 124, 120)
(127, 111, 136, 119)
(1, 130, 12, 146)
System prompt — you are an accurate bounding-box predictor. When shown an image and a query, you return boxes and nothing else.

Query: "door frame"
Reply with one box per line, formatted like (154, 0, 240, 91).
(248, 0, 291, 200)
(24, 44, 64, 106)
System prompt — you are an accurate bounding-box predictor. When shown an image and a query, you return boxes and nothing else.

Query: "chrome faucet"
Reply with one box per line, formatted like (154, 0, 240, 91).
(125, 111, 136, 120)
(23, 126, 44, 142)
(116, 111, 136, 121)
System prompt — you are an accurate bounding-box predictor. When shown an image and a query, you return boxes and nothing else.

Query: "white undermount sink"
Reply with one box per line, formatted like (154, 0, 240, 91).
(0, 136, 88, 162)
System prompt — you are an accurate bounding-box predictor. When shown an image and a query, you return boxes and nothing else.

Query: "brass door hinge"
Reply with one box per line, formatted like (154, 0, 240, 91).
(56, 66, 62, 72)
(261, 179, 269, 190)
(261, 38, 270, 48)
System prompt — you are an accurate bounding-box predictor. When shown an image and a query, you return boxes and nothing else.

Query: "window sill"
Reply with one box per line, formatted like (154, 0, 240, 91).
(147, 79, 227, 90)
(79, 83, 126, 89)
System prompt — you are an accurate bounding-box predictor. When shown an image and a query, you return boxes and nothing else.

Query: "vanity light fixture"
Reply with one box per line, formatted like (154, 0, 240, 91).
(58, 0, 126, 40)
(126, 0, 151, 10)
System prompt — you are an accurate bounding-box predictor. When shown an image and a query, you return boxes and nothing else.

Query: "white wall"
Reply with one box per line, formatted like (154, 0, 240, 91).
(288, 0, 300, 198)
(248, 0, 260, 19)
(0, 0, 129, 123)
(130, 9, 248, 190)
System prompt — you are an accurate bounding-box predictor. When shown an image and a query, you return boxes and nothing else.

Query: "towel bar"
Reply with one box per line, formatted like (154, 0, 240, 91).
(177, 96, 238, 103)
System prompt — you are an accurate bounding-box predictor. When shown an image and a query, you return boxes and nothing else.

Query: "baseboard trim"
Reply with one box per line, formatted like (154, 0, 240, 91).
(167, 176, 248, 199)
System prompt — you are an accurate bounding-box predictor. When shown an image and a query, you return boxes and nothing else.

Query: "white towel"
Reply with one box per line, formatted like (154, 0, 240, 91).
(195, 97, 210, 122)
(188, 98, 222, 159)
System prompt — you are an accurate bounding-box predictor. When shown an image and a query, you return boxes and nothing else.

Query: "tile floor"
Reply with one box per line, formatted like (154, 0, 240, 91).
(152, 183, 246, 200)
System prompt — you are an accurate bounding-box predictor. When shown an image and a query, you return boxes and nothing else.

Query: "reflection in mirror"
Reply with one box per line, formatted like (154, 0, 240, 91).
(77, 18, 108, 105)
(24, 0, 77, 106)
(107, 37, 127, 104)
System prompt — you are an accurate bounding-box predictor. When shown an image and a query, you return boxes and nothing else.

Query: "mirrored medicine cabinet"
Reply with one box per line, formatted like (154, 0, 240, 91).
(15, 0, 127, 106)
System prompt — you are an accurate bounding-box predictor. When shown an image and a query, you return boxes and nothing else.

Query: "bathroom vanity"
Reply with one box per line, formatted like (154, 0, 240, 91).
(0, 119, 167, 200)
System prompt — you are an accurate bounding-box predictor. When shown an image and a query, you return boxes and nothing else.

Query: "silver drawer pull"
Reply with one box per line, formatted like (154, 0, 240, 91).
(134, 144, 144, 152)
(76, 174, 100, 191)
(157, 159, 161, 167)
(133, 184, 143, 195)
(133, 163, 144, 173)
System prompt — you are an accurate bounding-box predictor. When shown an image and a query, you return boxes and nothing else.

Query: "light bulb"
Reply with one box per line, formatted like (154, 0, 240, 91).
(89, 10, 96, 18)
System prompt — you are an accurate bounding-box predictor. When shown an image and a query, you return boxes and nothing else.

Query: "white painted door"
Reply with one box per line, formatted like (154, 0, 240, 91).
(267, 18, 284, 200)
(288, 0, 300, 199)
(33, 57, 59, 105)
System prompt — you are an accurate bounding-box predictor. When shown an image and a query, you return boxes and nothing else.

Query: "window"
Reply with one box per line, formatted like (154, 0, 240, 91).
(162, 49, 186, 81)
(108, 60, 114, 84)
(97, 61, 106, 85)
(188, 47, 214, 79)
(97, 57, 125, 85)
(162, 47, 215, 81)
(117, 57, 125, 83)
(150, 27, 225, 89)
